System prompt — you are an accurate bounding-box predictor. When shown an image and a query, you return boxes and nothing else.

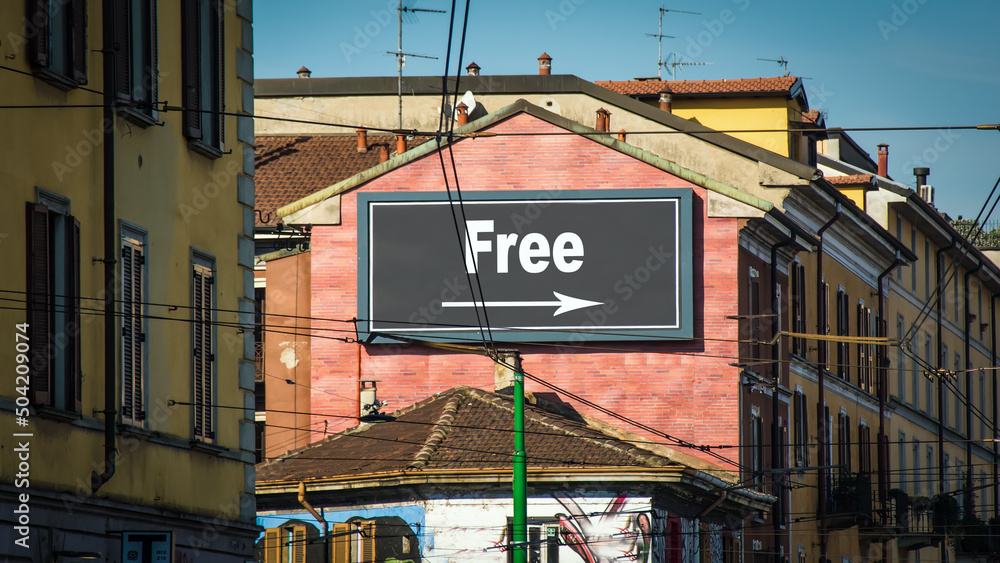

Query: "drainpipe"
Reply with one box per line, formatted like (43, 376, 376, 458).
(936, 241, 957, 494)
(992, 294, 999, 516)
(964, 263, 982, 517)
(877, 253, 904, 510)
(299, 482, 329, 563)
(92, 0, 117, 493)
(816, 204, 842, 563)
(770, 234, 797, 539)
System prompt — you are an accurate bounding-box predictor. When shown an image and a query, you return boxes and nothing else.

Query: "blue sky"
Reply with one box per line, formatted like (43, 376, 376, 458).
(254, 0, 1000, 222)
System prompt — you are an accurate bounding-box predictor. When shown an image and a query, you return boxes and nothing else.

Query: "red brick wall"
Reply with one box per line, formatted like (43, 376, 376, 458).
(308, 113, 742, 466)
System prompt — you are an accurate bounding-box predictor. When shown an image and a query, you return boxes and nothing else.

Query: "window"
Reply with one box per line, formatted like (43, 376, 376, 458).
(750, 407, 764, 491)
(912, 335, 920, 407)
(898, 431, 907, 492)
(857, 301, 874, 393)
(825, 406, 833, 494)
(182, 0, 225, 151)
(944, 453, 950, 492)
(924, 334, 933, 413)
(858, 421, 871, 476)
(896, 315, 905, 401)
(837, 410, 851, 474)
(924, 239, 930, 298)
(895, 214, 903, 281)
(506, 521, 559, 563)
(25, 195, 81, 412)
(926, 445, 934, 495)
(791, 262, 807, 356)
(980, 371, 986, 440)
(794, 387, 809, 468)
(954, 354, 962, 432)
(911, 228, 917, 292)
(836, 288, 849, 380)
(913, 439, 921, 496)
(954, 265, 960, 323)
(941, 345, 949, 424)
(957, 460, 965, 513)
(27, 0, 87, 87)
(121, 224, 147, 425)
(114, 0, 158, 119)
(748, 268, 761, 368)
(192, 252, 215, 441)
(981, 471, 989, 519)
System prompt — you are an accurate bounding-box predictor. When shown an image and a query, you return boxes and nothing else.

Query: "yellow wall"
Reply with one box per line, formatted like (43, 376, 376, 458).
(0, 0, 253, 520)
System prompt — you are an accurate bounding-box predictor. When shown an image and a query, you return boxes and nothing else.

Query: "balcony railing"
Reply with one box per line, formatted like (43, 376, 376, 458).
(827, 473, 873, 529)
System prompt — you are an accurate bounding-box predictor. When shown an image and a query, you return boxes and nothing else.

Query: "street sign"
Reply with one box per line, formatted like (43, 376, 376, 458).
(122, 531, 173, 563)
(357, 189, 692, 343)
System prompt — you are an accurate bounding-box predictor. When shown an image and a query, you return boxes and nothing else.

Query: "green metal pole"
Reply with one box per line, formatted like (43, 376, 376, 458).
(513, 359, 527, 563)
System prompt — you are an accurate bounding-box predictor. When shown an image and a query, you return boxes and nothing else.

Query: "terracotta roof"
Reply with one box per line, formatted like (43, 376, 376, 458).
(255, 134, 395, 225)
(800, 110, 822, 124)
(595, 76, 800, 97)
(825, 174, 875, 186)
(257, 386, 728, 484)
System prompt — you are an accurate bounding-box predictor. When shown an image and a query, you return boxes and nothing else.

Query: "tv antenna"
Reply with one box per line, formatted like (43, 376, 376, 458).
(665, 53, 713, 81)
(758, 57, 789, 76)
(388, 1, 445, 129)
(644, 6, 699, 80)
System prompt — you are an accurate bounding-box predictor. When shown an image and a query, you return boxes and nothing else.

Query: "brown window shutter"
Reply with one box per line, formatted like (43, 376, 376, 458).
(113, 0, 131, 101)
(360, 521, 376, 563)
(193, 268, 205, 437)
(27, 0, 51, 68)
(26, 203, 52, 405)
(70, 0, 88, 84)
(122, 242, 144, 421)
(70, 217, 82, 412)
(149, 0, 158, 109)
(291, 526, 306, 563)
(181, 0, 202, 139)
(331, 523, 352, 563)
(216, 0, 225, 145)
(262, 528, 281, 563)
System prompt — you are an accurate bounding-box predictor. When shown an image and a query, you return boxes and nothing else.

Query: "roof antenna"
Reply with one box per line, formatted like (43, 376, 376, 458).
(644, 6, 699, 80)
(665, 53, 713, 81)
(758, 56, 789, 76)
(388, 1, 444, 129)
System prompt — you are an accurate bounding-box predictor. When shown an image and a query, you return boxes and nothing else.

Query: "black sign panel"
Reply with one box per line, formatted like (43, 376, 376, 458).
(357, 189, 692, 343)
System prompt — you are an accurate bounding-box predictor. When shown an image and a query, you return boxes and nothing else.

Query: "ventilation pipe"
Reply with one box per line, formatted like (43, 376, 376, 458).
(456, 101, 469, 125)
(297, 66, 311, 79)
(659, 86, 673, 113)
(396, 133, 407, 155)
(877, 144, 888, 177)
(465, 61, 480, 76)
(537, 52, 552, 75)
(356, 128, 368, 153)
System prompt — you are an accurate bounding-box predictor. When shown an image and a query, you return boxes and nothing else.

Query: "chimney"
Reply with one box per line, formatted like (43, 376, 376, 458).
(595, 108, 610, 132)
(914, 167, 929, 189)
(537, 52, 552, 75)
(617, 129, 626, 142)
(877, 143, 888, 177)
(395, 133, 407, 155)
(297, 66, 311, 79)
(378, 144, 389, 163)
(456, 101, 469, 125)
(465, 61, 480, 76)
(356, 127, 368, 153)
(493, 352, 521, 394)
(659, 85, 673, 113)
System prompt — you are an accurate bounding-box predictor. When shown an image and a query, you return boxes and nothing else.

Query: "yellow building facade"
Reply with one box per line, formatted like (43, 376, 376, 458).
(0, 0, 259, 559)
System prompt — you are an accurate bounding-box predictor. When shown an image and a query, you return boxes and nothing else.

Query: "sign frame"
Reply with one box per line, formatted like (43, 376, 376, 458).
(357, 189, 693, 343)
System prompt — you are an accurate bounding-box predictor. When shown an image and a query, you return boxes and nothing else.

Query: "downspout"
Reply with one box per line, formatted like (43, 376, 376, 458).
(877, 253, 904, 511)
(92, 0, 117, 492)
(992, 294, 999, 516)
(299, 482, 329, 563)
(964, 263, 982, 517)
(770, 235, 797, 541)
(936, 241, 957, 494)
(816, 204, 842, 563)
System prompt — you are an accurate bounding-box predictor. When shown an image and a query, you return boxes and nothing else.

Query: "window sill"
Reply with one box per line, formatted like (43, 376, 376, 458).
(117, 105, 160, 128)
(191, 439, 228, 455)
(187, 138, 225, 160)
(34, 405, 82, 422)
(33, 67, 85, 92)
(119, 422, 155, 439)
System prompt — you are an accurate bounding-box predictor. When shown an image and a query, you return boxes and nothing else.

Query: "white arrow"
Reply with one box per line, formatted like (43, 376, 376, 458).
(441, 291, 604, 317)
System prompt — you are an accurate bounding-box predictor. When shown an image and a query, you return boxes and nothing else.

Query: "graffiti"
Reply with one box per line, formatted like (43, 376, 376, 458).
(554, 494, 652, 563)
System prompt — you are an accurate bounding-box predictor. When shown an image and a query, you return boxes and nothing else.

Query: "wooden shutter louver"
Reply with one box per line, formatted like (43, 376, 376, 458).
(193, 264, 213, 439)
(27, 0, 51, 68)
(70, 217, 82, 412)
(70, 0, 88, 83)
(113, 0, 131, 101)
(262, 528, 281, 563)
(122, 241, 145, 421)
(216, 0, 225, 147)
(149, 0, 157, 112)
(181, 0, 202, 139)
(359, 521, 376, 563)
(26, 203, 52, 405)
(291, 526, 306, 563)
(331, 523, 352, 563)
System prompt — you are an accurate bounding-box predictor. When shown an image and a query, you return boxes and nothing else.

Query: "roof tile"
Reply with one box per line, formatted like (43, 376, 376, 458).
(594, 76, 799, 97)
